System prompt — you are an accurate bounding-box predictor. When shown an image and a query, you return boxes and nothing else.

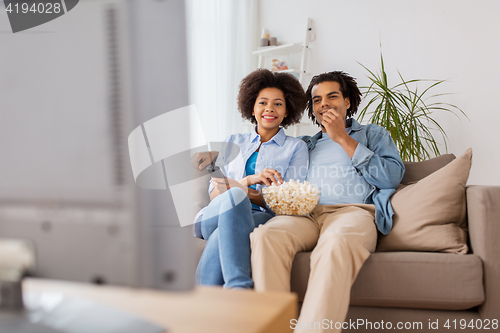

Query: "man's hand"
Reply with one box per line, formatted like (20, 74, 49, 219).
(191, 151, 219, 170)
(321, 109, 359, 158)
(247, 168, 283, 186)
(321, 108, 349, 144)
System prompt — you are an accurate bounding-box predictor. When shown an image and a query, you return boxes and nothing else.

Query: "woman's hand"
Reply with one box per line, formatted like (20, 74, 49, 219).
(247, 168, 284, 186)
(191, 151, 219, 170)
(211, 177, 247, 196)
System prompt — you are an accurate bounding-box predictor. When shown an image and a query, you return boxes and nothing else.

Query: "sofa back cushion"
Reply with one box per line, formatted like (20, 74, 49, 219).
(401, 153, 456, 184)
(377, 149, 472, 254)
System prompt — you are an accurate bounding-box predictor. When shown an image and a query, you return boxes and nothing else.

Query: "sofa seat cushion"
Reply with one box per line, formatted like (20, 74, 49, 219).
(290, 251, 484, 310)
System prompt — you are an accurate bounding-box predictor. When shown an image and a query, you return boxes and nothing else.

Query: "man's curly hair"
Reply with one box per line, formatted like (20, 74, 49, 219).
(237, 69, 306, 128)
(305, 71, 362, 126)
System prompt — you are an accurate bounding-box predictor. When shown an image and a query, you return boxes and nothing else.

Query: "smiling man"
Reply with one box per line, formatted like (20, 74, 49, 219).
(250, 71, 405, 333)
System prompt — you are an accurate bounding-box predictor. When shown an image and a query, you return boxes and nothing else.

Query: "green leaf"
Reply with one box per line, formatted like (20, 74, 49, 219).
(356, 49, 468, 161)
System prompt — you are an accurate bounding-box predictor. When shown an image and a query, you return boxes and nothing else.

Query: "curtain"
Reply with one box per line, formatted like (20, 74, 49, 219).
(185, 0, 258, 143)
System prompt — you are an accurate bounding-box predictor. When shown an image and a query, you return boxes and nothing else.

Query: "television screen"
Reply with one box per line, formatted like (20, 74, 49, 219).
(0, 0, 197, 291)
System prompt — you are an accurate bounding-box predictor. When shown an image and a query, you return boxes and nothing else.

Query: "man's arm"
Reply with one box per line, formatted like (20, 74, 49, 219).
(351, 126, 405, 189)
(321, 109, 404, 189)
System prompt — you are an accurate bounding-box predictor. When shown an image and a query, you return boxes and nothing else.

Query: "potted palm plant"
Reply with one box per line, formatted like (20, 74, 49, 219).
(357, 52, 467, 162)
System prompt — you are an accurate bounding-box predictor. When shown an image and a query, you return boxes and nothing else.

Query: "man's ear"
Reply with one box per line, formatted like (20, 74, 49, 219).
(345, 97, 351, 110)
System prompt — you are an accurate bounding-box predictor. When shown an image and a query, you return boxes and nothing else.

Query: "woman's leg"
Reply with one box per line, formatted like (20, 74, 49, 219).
(218, 209, 274, 288)
(196, 228, 224, 285)
(197, 187, 254, 288)
(216, 188, 256, 289)
(196, 189, 239, 286)
(252, 210, 274, 228)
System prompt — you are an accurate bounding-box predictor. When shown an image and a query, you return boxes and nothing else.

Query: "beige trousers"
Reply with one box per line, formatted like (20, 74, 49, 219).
(250, 204, 377, 333)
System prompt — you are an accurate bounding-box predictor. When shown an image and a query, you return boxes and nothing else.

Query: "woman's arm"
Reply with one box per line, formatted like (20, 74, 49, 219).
(209, 139, 309, 207)
(210, 170, 283, 208)
(209, 183, 265, 207)
(280, 140, 309, 182)
(244, 168, 288, 207)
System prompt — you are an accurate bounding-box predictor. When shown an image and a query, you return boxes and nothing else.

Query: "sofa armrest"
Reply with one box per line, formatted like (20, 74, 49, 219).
(466, 185, 500, 319)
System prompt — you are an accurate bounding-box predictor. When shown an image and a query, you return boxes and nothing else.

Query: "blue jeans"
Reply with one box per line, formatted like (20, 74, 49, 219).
(196, 187, 273, 289)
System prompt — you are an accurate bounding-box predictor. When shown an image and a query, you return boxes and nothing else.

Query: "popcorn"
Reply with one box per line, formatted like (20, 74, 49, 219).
(262, 180, 320, 216)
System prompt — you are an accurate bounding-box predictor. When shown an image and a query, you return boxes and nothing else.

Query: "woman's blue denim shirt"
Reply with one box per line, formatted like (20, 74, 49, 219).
(193, 127, 309, 237)
(209, 127, 309, 196)
(300, 118, 405, 235)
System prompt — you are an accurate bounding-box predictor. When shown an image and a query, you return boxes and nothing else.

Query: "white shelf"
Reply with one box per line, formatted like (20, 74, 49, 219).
(253, 18, 313, 138)
(252, 43, 304, 56)
(273, 68, 300, 74)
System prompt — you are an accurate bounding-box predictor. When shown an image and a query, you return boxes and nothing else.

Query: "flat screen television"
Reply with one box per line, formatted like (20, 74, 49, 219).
(0, 0, 197, 291)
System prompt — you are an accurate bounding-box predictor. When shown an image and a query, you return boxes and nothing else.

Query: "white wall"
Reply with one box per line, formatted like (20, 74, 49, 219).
(258, 0, 500, 186)
(186, 0, 259, 143)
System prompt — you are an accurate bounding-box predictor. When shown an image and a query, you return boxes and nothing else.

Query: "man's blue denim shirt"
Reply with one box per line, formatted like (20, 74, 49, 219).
(300, 118, 405, 235)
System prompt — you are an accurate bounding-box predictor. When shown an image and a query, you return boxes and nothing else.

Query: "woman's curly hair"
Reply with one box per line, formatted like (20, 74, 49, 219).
(305, 71, 362, 126)
(237, 69, 307, 128)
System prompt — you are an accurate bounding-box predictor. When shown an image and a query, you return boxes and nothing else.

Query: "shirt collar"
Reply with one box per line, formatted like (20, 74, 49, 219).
(346, 118, 363, 134)
(251, 126, 286, 146)
(250, 126, 260, 142)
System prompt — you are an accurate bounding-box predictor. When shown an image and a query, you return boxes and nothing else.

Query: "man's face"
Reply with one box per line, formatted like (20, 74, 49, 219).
(311, 81, 351, 128)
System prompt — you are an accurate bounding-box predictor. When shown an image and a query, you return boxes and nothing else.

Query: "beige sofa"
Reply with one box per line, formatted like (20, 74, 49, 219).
(289, 154, 499, 332)
(195, 154, 499, 331)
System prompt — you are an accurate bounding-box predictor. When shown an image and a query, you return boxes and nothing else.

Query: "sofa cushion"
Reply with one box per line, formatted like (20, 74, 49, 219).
(350, 252, 484, 310)
(377, 148, 472, 254)
(290, 251, 484, 310)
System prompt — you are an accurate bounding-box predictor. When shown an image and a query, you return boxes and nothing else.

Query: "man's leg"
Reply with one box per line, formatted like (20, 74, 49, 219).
(250, 214, 319, 293)
(297, 205, 377, 333)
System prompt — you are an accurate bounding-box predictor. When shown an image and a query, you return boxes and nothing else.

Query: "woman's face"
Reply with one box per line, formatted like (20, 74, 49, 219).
(252, 87, 287, 132)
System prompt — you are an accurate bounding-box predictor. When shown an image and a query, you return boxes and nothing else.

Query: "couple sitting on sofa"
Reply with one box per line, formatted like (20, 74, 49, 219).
(193, 68, 405, 333)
